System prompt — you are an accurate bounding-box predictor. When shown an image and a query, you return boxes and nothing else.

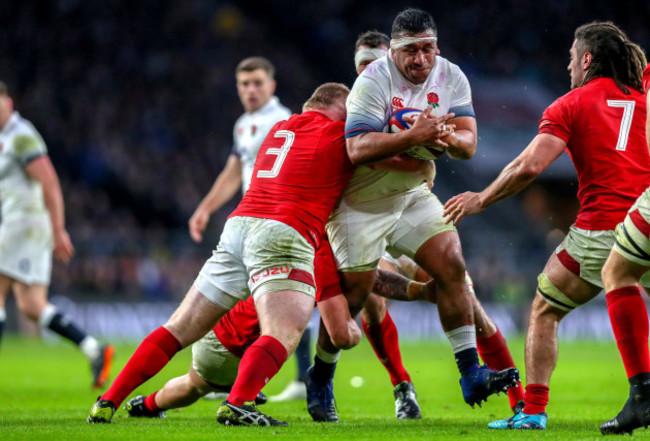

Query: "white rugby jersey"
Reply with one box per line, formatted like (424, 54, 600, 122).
(232, 96, 291, 194)
(0, 112, 49, 221)
(342, 54, 475, 203)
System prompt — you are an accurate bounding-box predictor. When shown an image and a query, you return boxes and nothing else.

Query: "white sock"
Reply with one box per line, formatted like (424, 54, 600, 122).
(38, 304, 58, 328)
(316, 342, 340, 364)
(0, 308, 6, 322)
(445, 325, 476, 354)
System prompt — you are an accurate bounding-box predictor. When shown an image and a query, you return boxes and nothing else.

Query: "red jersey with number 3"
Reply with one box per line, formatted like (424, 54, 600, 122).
(538, 77, 650, 230)
(230, 111, 354, 248)
(214, 236, 342, 357)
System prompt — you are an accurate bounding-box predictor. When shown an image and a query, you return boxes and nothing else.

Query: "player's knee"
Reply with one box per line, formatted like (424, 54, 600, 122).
(535, 272, 579, 315)
(330, 321, 362, 350)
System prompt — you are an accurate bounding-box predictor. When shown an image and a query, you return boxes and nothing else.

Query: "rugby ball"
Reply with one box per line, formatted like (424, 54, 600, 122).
(389, 108, 445, 160)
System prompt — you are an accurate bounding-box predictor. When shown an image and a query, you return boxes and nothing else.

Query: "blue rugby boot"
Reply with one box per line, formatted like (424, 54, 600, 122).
(459, 364, 519, 408)
(303, 365, 338, 422)
(488, 410, 548, 430)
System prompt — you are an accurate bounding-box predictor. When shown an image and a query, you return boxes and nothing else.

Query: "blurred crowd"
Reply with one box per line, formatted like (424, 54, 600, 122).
(0, 0, 648, 303)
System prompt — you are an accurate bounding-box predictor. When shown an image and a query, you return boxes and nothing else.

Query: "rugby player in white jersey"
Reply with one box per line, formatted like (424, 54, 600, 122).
(187, 57, 308, 402)
(305, 28, 523, 422)
(326, 8, 519, 409)
(0, 81, 113, 388)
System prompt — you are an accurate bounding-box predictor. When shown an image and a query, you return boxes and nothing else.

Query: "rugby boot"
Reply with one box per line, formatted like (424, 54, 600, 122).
(303, 366, 338, 422)
(216, 400, 288, 427)
(87, 397, 116, 423)
(91, 344, 115, 389)
(459, 364, 519, 408)
(601, 374, 650, 435)
(488, 410, 547, 430)
(124, 395, 166, 418)
(394, 381, 421, 419)
(512, 399, 525, 415)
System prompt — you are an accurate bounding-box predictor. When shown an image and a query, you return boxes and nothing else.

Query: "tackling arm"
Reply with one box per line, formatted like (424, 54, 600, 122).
(444, 133, 566, 225)
(188, 155, 243, 243)
(25, 155, 74, 263)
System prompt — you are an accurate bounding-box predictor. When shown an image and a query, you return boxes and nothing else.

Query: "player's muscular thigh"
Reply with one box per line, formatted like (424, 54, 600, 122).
(340, 270, 377, 317)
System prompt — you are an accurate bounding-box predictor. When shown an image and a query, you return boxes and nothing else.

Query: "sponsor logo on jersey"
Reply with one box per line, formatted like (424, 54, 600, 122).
(250, 266, 290, 284)
(0, 143, 3, 152)
(251, 125, 257, 136)
(237, 127, 244, 136)
(427, 92, 440, 109)
(392, 97, 404, 108)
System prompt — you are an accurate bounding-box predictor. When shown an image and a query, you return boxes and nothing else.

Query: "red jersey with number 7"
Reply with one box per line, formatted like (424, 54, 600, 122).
(230, 111, 354, 248)
(538, 77, 650, 230)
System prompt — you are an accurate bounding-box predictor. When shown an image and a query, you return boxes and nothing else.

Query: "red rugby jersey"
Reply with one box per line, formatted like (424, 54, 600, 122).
(230, 111, 354, 248)
(538, 77, 650, 230)
(214, 234, 342, 357)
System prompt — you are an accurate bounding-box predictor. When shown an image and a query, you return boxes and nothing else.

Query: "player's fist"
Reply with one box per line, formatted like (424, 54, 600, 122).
(53, 229, 74, 263)
(189, 208, 210, 243)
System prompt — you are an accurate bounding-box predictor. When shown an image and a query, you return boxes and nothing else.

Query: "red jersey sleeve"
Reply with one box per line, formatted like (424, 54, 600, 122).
(538, 94, 574, 143)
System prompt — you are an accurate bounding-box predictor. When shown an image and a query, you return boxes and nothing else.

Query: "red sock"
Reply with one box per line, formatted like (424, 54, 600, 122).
(477, 328, 524, 410)
(228, 335, 288, 406)
(102, 327, 182, 407)
(607, 286, 650, 379)
(144, 391, 161, 412)
(523, 384, 549, 415)
(362, 311, 410, 386)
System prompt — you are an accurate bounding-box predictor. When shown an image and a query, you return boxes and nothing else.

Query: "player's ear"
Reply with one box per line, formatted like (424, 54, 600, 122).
(270, 79, 277, 95)
(583, 52, 592, 69)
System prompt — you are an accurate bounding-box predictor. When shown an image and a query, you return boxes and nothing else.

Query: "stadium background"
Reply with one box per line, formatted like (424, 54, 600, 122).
(1, 0, 649, 339)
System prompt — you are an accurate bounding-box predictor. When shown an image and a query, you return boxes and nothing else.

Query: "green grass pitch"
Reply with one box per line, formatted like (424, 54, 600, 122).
(0, 335, 646, 440)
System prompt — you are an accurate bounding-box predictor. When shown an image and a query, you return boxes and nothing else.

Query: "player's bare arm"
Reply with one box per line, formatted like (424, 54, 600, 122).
(441, 116, 477, 160)
(443, 133, 566, 225)
(25, 155, 74, 263)
(372, 269, 427, 301)
(346, 108, 455, 165)
(189, 155, 243, 243)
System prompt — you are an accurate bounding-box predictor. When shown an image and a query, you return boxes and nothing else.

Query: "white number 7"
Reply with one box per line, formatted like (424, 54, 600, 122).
(257, 130, 295, 178)
(607, 100, 635, 151)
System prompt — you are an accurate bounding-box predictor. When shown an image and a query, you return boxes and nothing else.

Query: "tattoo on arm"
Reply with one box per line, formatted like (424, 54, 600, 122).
(373, 269, 411, 301)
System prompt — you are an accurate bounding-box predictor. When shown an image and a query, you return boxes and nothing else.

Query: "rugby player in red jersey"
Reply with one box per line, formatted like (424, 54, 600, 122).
(599, 62, 650, 435)
(88, 82, 455, 426)
(444, 22, 649, 431)
(122, 239, 359, 418)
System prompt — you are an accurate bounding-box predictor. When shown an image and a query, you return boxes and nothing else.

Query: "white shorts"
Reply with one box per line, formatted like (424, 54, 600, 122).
(554, 225, 616, 288)
(614, 187, 650, 267)
(0, 216, 52, 285)
(191, 330, 240, 388)
(194, 216, 316, 310)
(327, 185, 455, 272)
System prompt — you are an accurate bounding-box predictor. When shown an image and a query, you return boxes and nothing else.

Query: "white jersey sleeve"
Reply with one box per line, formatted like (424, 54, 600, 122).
(448, 66, 474, 117)
(345, 57, 391, 138)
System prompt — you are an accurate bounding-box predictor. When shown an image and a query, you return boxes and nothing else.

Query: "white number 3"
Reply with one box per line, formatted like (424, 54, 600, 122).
(257, 130, 295, 178)
(607, 100, 635, 151)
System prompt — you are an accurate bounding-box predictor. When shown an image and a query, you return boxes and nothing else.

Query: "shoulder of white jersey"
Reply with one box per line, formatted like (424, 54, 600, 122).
(7, 114, 44, 142)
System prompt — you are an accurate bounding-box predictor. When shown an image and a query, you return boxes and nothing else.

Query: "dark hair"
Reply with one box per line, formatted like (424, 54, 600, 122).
(303, 83, 350, 111)
(575, 22, 647, 94)
(391, 8, 437, 39)
(355, 30, 390, 51)
(0, 81, 8, 96)
(235, 57, 276, 79)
